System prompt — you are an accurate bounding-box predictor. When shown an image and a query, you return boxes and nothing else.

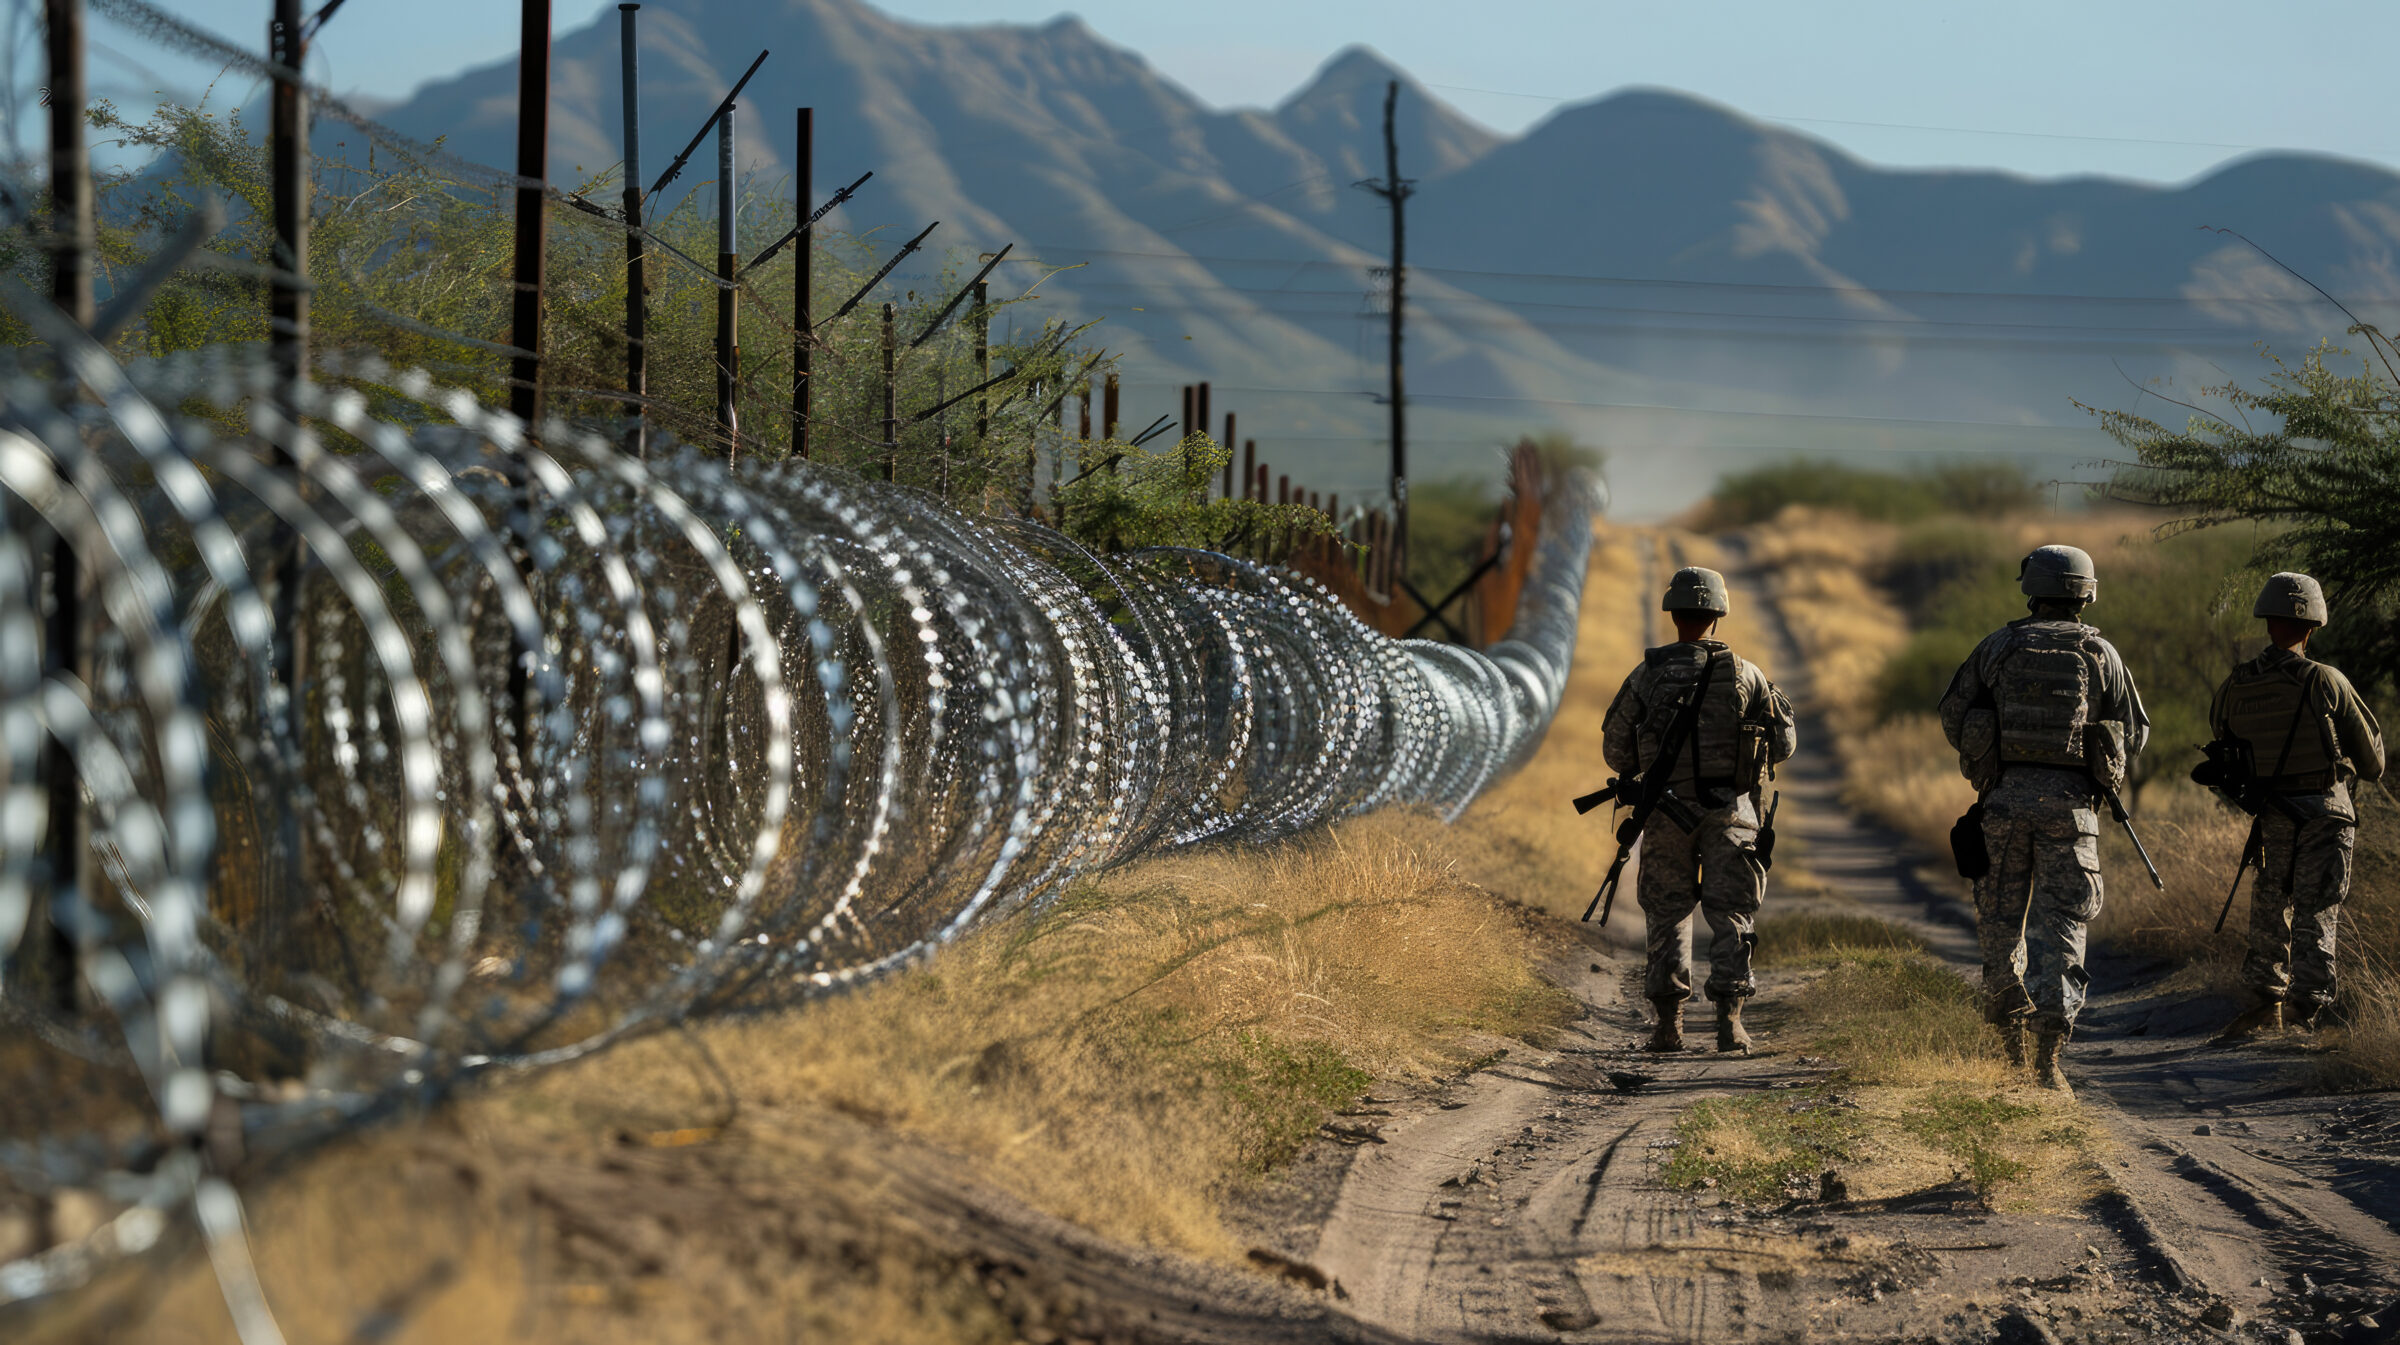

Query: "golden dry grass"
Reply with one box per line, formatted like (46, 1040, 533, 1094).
(27, 523, 1650, 1345)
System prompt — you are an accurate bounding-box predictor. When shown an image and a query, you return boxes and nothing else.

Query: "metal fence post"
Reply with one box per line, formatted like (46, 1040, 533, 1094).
(793, 106, 812, 458)
(619, 3, 646, 457)
(716, 102, 739, 457)
(510, 0, 550, 427)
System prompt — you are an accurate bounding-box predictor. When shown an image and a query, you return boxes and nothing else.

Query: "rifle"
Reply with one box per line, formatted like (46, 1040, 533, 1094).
(2213, 812, 2265, 933)
(2099, 782, 2165, 890)
(1579, 652, 1723, 926)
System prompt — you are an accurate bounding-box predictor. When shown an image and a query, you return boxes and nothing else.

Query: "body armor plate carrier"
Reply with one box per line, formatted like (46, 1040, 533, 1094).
(1995, 622, 2102, 772)
(2223, 660, 2334, 792)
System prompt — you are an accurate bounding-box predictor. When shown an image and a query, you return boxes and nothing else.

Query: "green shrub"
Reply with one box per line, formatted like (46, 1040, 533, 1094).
(1703, 459, 2038, 529)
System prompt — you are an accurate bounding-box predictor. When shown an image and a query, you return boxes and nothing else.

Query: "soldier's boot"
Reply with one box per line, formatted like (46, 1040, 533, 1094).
(2213, 999, 2282, 1043)
(1714, 998, 1752, 1053)
(1643, 997, 1685, 1053)
(1998, 1019, 2027, 1070)
(2032, 1032, 2072, 1096)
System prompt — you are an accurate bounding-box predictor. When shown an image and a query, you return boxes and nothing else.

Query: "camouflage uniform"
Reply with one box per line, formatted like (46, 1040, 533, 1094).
(2211, 646, 2386, 1013)
(1602, 639, 1797, 1006)
(1939, 616, 2149, 1038)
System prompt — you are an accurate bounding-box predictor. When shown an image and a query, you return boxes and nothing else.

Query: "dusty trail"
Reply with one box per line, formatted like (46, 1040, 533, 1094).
(1284, 530, 2400, 1343)
(1291, 537, 2132, 1343)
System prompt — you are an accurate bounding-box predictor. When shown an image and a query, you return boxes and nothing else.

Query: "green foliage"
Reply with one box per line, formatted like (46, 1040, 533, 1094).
(1048, 432, 1333, 555)
(1404, 474, 1498, 599)
(1201, 1031, 1371, 1177)
(17, 99, 1113, 505)
(1870, 525, 2263, 793)
(1704, 458, 2041, 528)
(2092, 343, 2400, 692)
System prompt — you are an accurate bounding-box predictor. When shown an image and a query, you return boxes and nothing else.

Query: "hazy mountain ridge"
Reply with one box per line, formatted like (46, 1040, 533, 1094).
(361, 0, 2400, 510)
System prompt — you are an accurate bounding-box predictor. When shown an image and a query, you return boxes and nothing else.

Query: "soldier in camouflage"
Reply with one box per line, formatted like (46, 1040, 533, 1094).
(1938, 545, 2149, 1094)
(2211, 572, 2385, 1040)
(1602, 565, 1797, 1054)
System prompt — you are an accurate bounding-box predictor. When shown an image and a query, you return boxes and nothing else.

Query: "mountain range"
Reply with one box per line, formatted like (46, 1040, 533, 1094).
(359, 0, 2400, 513)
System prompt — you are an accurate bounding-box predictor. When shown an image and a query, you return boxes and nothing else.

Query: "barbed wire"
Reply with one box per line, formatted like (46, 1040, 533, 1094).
(0, 313, 1596, 1332)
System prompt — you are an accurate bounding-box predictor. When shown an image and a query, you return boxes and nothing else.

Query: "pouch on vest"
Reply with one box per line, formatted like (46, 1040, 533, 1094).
(1996, 626, 2095, 770)
(2083, 720, 2128, 795)
(1951, 801, 1991, 879)
(1957, 705, 2000, 792)
(1737, 721, 1773, 792)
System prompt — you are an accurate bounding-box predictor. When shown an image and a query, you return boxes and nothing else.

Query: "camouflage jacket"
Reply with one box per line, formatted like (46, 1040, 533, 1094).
(2210, 645, 2386, 821)
(1601, 639, 1796, 807)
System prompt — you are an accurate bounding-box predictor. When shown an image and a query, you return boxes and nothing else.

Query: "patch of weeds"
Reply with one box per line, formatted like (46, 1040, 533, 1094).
(1794, 950, 1994, 1078)
(1754, 913, 1927, 966)
(1900, 1088, 2039, 1197)
(1201, 1031, 1371, 1176)
(1662, 1087, 1867, 1204)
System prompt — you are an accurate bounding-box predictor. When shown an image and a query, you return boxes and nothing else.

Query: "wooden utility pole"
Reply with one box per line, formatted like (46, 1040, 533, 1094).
(268, 0, 308, 402)
(715, 103, 739, 456)
(618, 3, 646, 457)
(1358, 80, 1413, 580)
(793, 106, 812, 457)
(510, 0, 551, 427)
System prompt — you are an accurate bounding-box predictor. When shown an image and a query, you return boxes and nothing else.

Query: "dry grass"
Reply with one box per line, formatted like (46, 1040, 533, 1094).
(699, 809, 1575, 1255)
(1675, 920, 2093, 1211)
(26, 522, 1649, 1344)
(1842, 716, 1976, 857)
(33, 810, 1579, 1345)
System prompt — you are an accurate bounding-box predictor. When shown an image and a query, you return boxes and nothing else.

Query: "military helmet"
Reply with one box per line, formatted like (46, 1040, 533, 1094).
(1662, 565, 1730, 616)
(2018, 544, 2098, 602)
(2253, 572, 2328, 625)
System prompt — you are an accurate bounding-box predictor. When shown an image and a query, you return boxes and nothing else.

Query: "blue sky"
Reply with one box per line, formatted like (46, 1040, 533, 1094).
(37, 0, 2400, 183)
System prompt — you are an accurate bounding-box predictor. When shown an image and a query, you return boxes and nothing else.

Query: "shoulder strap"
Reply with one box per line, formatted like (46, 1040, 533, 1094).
(1637, 648, 1721, 782)
(2266, 664, 2325, 779)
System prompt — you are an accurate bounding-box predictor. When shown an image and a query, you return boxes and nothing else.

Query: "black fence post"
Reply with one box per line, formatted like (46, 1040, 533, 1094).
(510, 0, 551, 428)
(793, 106, 812, 458)
(619, 3, 646, 458)
(716, 102, 739, 457)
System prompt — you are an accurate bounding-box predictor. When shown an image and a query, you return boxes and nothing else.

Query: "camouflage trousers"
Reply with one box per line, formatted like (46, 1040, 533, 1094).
(1638, 798, 1766, 1004)
(1974, 783, 2103, 1036)
(2242, 807, 2355, 1010)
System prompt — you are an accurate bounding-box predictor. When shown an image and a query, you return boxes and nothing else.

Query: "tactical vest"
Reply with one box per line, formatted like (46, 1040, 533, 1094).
(2222, 659, 2335, 792)
(1636, 643, 1746, 798)
(1993, 622, 2103, 771)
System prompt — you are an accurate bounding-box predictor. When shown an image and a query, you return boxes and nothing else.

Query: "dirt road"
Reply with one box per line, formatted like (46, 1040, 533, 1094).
(1252, 536, 2400, 1344)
